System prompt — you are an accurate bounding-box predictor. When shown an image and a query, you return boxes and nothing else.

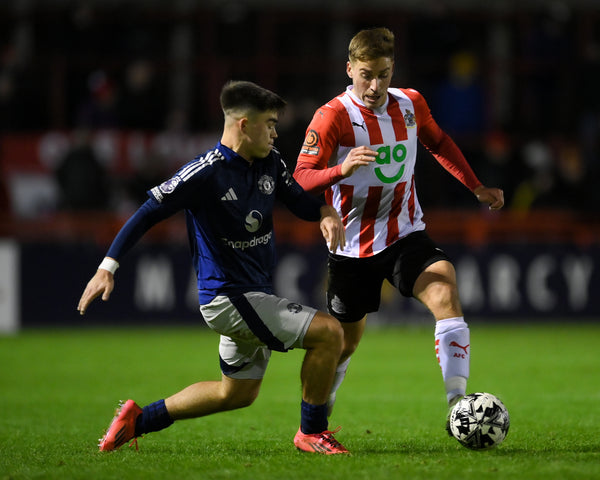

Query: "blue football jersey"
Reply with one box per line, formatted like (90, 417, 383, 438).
(106, 142, 324, 304)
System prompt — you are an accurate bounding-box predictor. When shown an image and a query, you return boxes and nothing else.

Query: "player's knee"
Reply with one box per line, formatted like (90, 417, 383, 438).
(323, 316, 344, 352)
(341, 336, 359, 360)
(438, 282, 460, 306)
(232, 390, 259, 409)
(310, 313, 344, 353)
(426, 282, 461, 317)
(223, 385, 260, 410)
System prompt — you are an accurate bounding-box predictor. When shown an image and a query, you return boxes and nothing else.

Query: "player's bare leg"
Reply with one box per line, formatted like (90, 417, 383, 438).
(300, 311, 344, 405)
(339, 317, 366, 364)
(413, 260, 463, 320)
(97, 376, 263, 451)
(326, 316, 366, 416)
(294, 312, 349, 454)
(165, 376, 262, 419)
(414, 260, 469, 432)
(101, 312, 348, 455)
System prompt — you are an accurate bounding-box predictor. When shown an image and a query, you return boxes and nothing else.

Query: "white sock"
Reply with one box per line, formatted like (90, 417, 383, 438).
(445, 376, 467, 405)
(327, 357, 351, 416)
(435, 317, 470, 404)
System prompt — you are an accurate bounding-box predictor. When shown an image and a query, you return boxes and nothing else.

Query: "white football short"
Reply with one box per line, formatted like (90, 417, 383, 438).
(199, 292, 317, 379)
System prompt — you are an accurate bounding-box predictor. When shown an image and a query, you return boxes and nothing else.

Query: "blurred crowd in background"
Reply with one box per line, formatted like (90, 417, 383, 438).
(0, 0, 599, 220)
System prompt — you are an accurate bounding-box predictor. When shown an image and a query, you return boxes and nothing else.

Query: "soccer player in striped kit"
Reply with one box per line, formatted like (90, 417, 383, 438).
(293, 27, 504, 430)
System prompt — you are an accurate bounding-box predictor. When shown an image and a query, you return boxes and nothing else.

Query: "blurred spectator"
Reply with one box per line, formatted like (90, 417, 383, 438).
(578, 34, 600, 212)
(122, 152, 167, 211)
(0, 42, 45, 131)
(546, 141, 590, 210)
(55, 129, 111, 211)
(153, 108, 193, 171)
(430, 50, 487, 208)
(511, 136, 593, 212)
(274, 95, 319, 171)
(510, 139, 555, 212)
(75, 70, 119, 128)
(433, 51, 486, 140)
(518, 5, 572, 134)
(479, 130, 518, 203)
(0, 72, 18, 131)
(531, 138, 593, 211)
(579, 113, 600, 211)
(118, 58, 167, 130)
(0, 175, 10, 214)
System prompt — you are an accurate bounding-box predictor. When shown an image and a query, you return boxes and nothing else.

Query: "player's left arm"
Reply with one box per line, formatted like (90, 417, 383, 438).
(405, 88, 504, 210)
(473, 185, 504, 210)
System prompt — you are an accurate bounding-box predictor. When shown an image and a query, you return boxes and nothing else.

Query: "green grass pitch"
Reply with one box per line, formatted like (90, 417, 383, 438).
(1, 322, 599, 479)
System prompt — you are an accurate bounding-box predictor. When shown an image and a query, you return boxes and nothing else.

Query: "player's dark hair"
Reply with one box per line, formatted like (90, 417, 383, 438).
(348, 27, 395, 63)
(220, 80, 286, 115)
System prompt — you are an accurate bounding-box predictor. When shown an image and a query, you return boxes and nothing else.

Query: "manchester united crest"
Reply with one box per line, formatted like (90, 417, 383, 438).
(258, 174, 275, 195)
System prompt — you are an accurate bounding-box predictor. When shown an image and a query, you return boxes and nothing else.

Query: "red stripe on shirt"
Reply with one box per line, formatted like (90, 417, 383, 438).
(386, 181, 406, 245)
(336, 100, 357, 148)
(360, 186, 383, 256)
(361, 109, 384, 145)
(408, 175, 416, 224)
(387, 95, 408, 142)
(339, 184, 354, 225)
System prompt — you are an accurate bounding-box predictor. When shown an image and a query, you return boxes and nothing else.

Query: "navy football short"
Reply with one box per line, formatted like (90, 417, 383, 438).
(326, 230, 451, 323)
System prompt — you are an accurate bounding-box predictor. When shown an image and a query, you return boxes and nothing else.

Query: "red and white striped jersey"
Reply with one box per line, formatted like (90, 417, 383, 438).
(294, 86, 482, 258)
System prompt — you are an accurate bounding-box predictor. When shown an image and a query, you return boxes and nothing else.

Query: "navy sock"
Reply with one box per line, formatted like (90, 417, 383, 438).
(134, 399, 174, 436)
(300, 400, 328, 434)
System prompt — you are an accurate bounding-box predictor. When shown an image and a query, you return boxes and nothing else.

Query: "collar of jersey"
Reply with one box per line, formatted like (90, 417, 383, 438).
(346, 85, 390, 115)
(217, 141, 272, 168)
(217, 142, 251, 166)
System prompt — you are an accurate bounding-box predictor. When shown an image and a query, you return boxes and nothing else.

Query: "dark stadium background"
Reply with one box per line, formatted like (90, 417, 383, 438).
(0, 0, 598, 330)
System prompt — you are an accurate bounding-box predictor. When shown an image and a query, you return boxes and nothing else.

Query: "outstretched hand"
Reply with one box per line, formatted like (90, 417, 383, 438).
(474, 185, 505, 210)
(319, 205, 346, 254)
(77, 269, 115, 315)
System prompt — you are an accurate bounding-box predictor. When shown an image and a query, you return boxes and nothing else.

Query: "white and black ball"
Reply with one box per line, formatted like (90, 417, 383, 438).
(449, 392, 510, 450)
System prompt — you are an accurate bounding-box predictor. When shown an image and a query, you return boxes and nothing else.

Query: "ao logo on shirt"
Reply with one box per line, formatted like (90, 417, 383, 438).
(245, 210, 263, 232)
(374, 143, 407, 184)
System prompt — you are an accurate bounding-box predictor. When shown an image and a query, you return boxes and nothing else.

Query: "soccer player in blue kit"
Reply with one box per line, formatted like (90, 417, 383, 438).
(77, 81, 350, 455)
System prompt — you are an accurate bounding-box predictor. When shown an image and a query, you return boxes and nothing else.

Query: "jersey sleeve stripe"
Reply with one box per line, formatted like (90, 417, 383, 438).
(179, 149, 224, 181)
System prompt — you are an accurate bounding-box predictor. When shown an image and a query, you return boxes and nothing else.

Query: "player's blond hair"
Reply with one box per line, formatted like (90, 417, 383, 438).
(348, 27, 395, 63)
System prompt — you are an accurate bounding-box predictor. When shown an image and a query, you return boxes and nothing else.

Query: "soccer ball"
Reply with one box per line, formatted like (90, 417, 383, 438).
(449, 392, 510, 450)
